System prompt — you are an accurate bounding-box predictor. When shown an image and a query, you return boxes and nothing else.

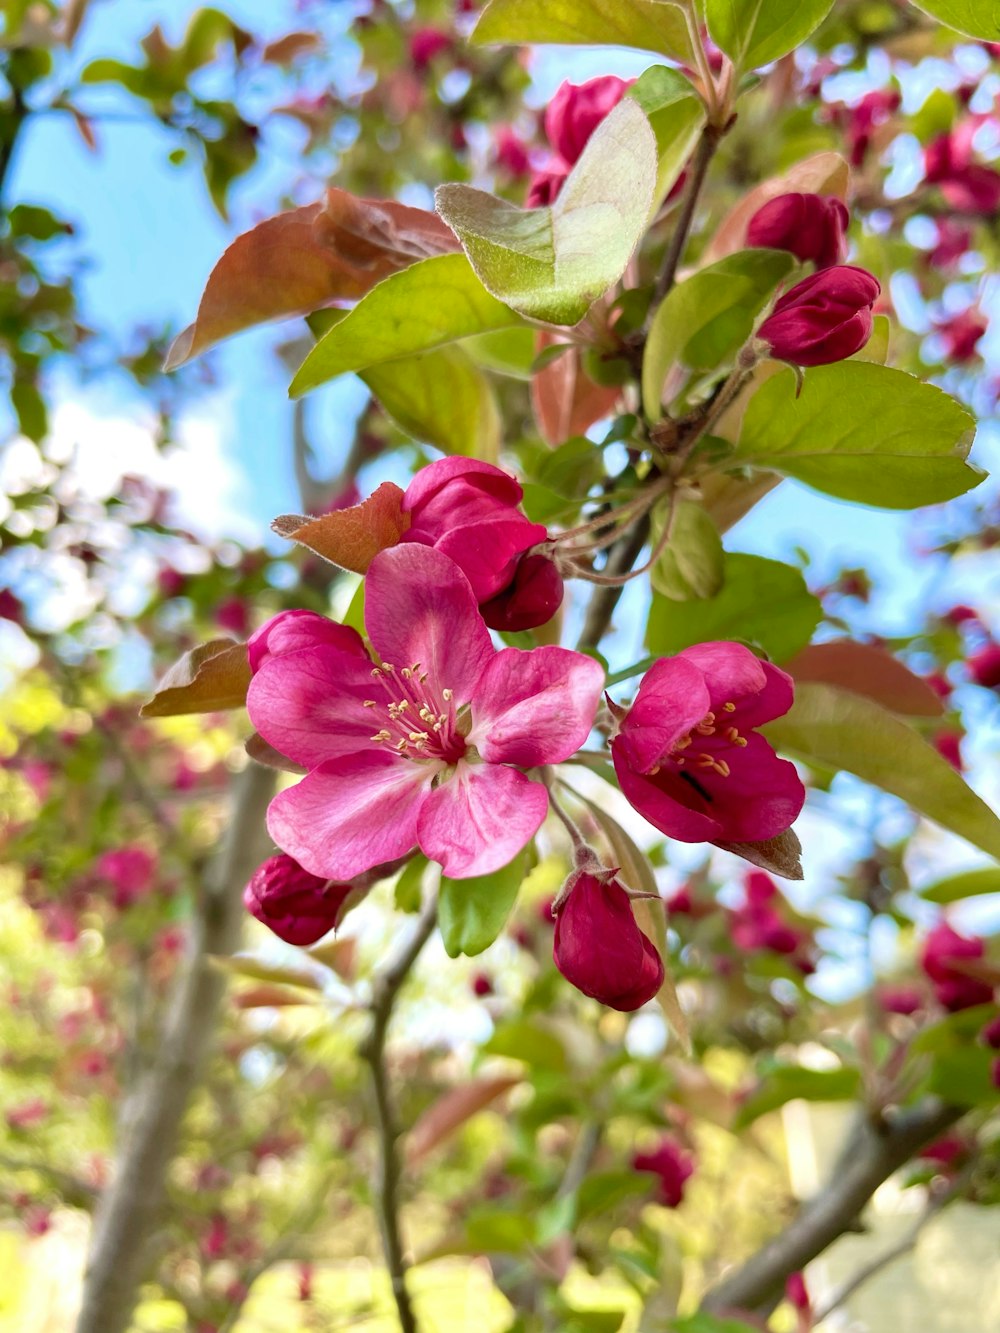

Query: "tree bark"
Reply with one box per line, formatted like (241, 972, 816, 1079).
(75, 763, 275, 1333)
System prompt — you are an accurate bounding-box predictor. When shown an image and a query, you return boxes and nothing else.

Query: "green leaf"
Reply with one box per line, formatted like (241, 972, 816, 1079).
(734, 1064, 861, 1129)
(439, 851, 527, 957)
(928, 1048, 1000, 1106)
(671, 1317, 762, 1333)
(735, 362, 982, 509)
(763, 682, 1000, 861)
(435, 98, 657, 326)
(577, 1171, 653, 1220)
(472, 0, 695, 60)
(361, 345, 500, 460)
(629, 67, 706, 210)
(705, 0, 836, 72)
(290, 254, 521, 395)
(647, 553, 820, 663)
(483, 1018, 568, 1071)
(394, 854, 428, 913)
(464, 326, 537, 379)
(907, 0, 1000, 40)
(642, 249, 794, 419)
(919, 867, 1000, 903)
(651, 499, 725, 600)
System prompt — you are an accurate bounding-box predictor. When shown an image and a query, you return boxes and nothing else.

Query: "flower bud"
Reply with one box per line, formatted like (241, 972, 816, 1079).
(968, 641, 1000, 689)
(479, 552, 564, 633)
(935, 308, 987, 364)
(553, 870, 664, 1011)
(543, 76, 633, 167)
(746, 192, 849, 269)
(920, 921, 995, 1012)
(247, 609, 366, 674)
(632, 1135, 694, 1207)
(244, 853, 357, 946)
(757, 266, 880, 366)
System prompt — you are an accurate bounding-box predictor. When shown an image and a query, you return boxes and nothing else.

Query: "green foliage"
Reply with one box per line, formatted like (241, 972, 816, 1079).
(436, 99, 657, 325)
(472, 0, 695, 59)
(650, 499, 725, 600)
(734, 1064, 862, 1129)
(907, 0, 1000, 39)
(735, 362, 982, 508)
(919, 868, 1000, 903)
(629, 66, 707, 210)
(647, 553, 821, 662)
(439, 851, 528, 957)
(705, 0, 836, 71)
(361, 346, 500, 460)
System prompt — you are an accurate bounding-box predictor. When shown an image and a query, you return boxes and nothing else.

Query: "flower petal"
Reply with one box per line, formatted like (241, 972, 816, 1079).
(365, 544, 493, 702)
(469, 646, 604, 767)
(266, 750, 431, 881)
(418, 762, 547, 878)
(679, 642, 794, 728)
(248, 647, 385, 769)
(613, 740, 723, 842)
(706, 733, 805, 841)
(616, 657, 710, 774)
(248, 608, 367, 674)
(402, 456, 524, 512)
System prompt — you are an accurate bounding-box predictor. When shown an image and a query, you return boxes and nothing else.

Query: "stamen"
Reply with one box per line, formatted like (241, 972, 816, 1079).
(722, 701, 736, 713)
(363, 700, 377, 708)
(370, 729, 392, 742)
(442, 688, 453, 701)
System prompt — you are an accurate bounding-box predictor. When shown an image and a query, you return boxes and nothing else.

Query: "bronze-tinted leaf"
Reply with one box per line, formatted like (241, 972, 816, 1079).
(271, 480, 410, 574)
(715, 828, 804, 880)
(244, 731, 308, 774)
(531, 333, 620, 446)
(788, 640, 944, 718)
(140, 639, 250, 718)
(166, 189, 459, 368)
(405, 1075, 522, 1166)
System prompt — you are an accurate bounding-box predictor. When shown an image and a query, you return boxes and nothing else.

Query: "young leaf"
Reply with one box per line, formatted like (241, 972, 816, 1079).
(647, 553, 820, 663)
(733, 1064, 861, 1130)
(907, 0, 1000, 40)
(436, 98, 657, 326)
(289, 254, 522, 396)
(472, 0, 695, 61)
(735, 362, 982, 509)
(643, 249, 793, 419)
(650, 499, 725, 600)
(362, 346, 501, 461)
(787, 640, 944, 718)
(629, 66, 706, 210)
(763, 682, 1000, 861)
(532, 334, 621, 445)
(918, 868, 1000, 904)
(705, 0, 836, 72)
(165, 188, 459, 368)
(405, 1075, 522, 1165)
(439, 852, 527, 957)
(271, 481, 409, 574)
(140, 639, 250, 717)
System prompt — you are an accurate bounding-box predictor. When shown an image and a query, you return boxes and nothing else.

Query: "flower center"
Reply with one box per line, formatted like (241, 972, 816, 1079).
(648, 702, 747, 792)
(363, 662, 468, 765)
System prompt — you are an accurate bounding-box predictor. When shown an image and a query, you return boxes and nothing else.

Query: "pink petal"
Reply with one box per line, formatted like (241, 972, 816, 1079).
(402, 456, 524, 512)
(248, 609, 367, 674)
(735, 660, 795, 729)
(469, 646, 604, 767)
(266, 750, 432, 881)
(613, 742, 723, 842)
(705, 733, 805, 841)
(418, 761, 547, 878)
(365, 544, 493, 702)
(616, 657, 710, 774)
(677, 641, 768, 707)
(248, 647, 384, 769)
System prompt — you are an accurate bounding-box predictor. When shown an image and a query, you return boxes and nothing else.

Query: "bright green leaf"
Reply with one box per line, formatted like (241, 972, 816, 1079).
(361, 345, 500, 461)
(928, 1048, 1000, 1106)
(919, 867, 1000, 903)
(647, 553, 820, 663)
(435, 99, 657, 326)
(651, 499, 725, 600)
(463, 325, 537, 379)
(483, 1018, 568, 1071)
(629, 66, 706, 210)
(763, 682, 1000, 861)
(907, 0, 1000, 40)
(735, 362, 982, 509)
(472, 0, 694, 61)
(394, 854, 429, 913)
(290, 254, 521, 396)
(705, 0, 836, 72)
(642, 249, 793, 419)
(671, 1316, 762, 1333)
(734, 1064, 861, 1129)
(439, 851, 527, 957)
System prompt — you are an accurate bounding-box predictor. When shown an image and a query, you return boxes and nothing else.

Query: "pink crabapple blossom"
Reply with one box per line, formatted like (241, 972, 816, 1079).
(248, 544, 603, 881)
(921, 922, 995, 1012)
(552, 870, 664, 1011)
(527, 75, 633, 207)
(757, 266, 880, 366)
(631, 1135, 695, 1207)
(746, 192, 849, 270)
(243, 853, 358, 946)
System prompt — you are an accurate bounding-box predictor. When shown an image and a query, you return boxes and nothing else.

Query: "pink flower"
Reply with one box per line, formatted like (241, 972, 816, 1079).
(250, 545, 603, 880)
(632, 1135, 694, 1207)
(552, 870, 664, 1011)
(244, 853, 357, 946)
(157, 567, 186, 599)
(878, 984, 924, 1016)
(409, 26, 451, 69)
(968, 641, 1000, 689)
(610, 643, 805, 846)
(921, 922, 995, 1012)
(924, 131, 1000, 215)
(95, 844, 157, 909)
(935, 308, 987, 364)
(746, 193, 849, 270)
(6, 1097, 49, 1131)
(526, 162, 569, 208)
(730, 871, 814, 972)
(527, 75, 632, 207)
(933, 730, 964, 772)
(471, 972, 494, 997)
(944, 603, 979, 627)
(248, 608, 366, 674)
(215, 597, 250, 638)
(397, 458, 563, 630)
(494, 126, 531, 177)
(925, 671, 952, 701)
(0, 588, 25, 625)
(785, 1271, 811, 1315)
(927, 219, 973, 270)
(758, 266, 880, 366)
(919, 1134, 968, 1171)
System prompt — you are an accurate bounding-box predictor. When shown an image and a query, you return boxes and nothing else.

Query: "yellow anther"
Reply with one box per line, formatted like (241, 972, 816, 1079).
(649, 764, 660, 776)
(674, 734, 692, 751)
(734, 736, 748, 747)
(715, 759, 731, 777)
(726, 726, 741, 743)
(371, 666, 382, 677)
(408, 730, 429, 743)
(370, 729, 392, 742)
(401, 667, 413, 679)
(442, 688, 453, 701)
(723, 701, 736, 713)
(363, 700, 377, 708)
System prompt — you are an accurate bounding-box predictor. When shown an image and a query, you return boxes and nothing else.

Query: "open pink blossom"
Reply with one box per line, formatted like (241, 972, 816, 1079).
(610, 642, 805, 847)
(730, 870, 815, 973)
(921, 921, 995, 1012)
(249, 544, 603, 881)
(553, 869, 664, 1011)
(632, 1135, 695, 1207)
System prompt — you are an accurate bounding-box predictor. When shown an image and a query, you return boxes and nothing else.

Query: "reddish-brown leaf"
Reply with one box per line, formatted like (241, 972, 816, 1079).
(166, 189, 459, 368)
(271, 480, 410, 574)
(405, 1075, 522, 1166)
(140, 639, 250, 718)
(703, 151, 849, 265)
(245, 731, 307, 774)
(307, 936, 358, 981)
(788, 640, 944, 718)
(531, 333, 620, 446)
(234, 984, 320, 1009)
(261, 31, 322, 63)
(715, 828, 804, 881)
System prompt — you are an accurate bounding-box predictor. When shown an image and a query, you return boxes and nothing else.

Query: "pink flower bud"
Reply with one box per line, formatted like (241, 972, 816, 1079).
(935, 308, 987, 364)
(526, 162, 569, 208)
(215, 597, 250, 638)
(247, 608, 366, 674)
(157, 567, 187, 599)
(980, 1013, 1000, 1049)
(746, 193, 849, 270)
(968, 641, 1000, 689)
(543, 76, 633, 166)
(494, 126, 531, 177)
(919, 1134, 967, 1171)
(244, 853, 356, 945)
(785, 1271, 810, 1314)
(95, 844, 157, 909)
(409, 27, 451, 70)
(480, 552, 563, 633)
(0, 588, 25, 625)
(758, 266, 880, 367)
(632, 1134, 694, 1207)
(921, 922, 995, 1012)
(471, 972, 494, 997)
(933, 730, 964, 772)
(878, 984, 924, 1016)
(553, 870, 664, 1011)
(944, 603, 979, 626)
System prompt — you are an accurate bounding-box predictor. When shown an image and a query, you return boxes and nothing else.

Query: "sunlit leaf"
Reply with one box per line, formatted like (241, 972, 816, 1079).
(439, 851, 528, 957)
(907, 0, 1000, 40)
(271, 481, 409, 574)
(705, 0, 836, 71)
(140, 639, 250, 717)
(472, 0, 695, 61)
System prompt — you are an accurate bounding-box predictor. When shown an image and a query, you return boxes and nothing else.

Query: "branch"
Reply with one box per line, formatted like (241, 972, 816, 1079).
(0, 1154, 98, 1205)
(701, 1098, 964, 1316)
(649, 120, 725, 311)
(574, 514, 650, 653)
(358, 895, 439, 1333)
(75, 763, 276, 1333)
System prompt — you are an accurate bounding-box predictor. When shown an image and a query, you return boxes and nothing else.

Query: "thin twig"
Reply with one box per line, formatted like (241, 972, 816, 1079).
(574, 514, 651, 654)
(358, 895, 439, 1333)
(649, 121, 725, 312)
